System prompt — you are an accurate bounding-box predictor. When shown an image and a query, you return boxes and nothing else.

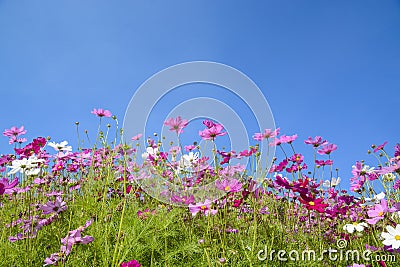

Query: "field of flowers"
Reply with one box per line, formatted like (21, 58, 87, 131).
(1, 108, 399, 267)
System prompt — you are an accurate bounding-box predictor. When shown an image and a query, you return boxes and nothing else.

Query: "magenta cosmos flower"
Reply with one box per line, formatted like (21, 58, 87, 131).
(215, 178, 243, 193)
(91, 108, 112, 118)
(164, 116, 189, 134)
(0, 178, 18, 195)
(120, 259, 141, 267)
(188, 199, 217, 216)
(199, 124, 227, 141)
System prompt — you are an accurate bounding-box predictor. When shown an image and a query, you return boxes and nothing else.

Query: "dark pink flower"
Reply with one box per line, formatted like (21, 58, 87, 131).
(120, 259, 141, 267)
(202, 119, 217, 129)
(373, 141, 388, 153)
(164, 116, 189, 134)
(0, 178, 18, 195)
(91, 108, 112, 118)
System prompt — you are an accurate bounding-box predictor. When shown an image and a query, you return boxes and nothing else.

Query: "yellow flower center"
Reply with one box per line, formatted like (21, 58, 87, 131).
(309, 201, 315, 206)
(378, 211, 384, 216)
(395, 235, 400, 241)
(352, 222, 358, 226)
(225, 186, 231, 191)
(201, 205, 207, 210)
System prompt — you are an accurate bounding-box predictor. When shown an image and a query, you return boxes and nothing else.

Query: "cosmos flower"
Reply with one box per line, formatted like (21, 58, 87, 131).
(188, 199, 217, 216)
(343, 222, 368, 233)
(199, 124, 227, 141)
(7, 155, 44, 176)
(0, 178, 18, 195)
(215, 178, 243, 193)
(48, 141, 72, 152)
(252, 128, 280, 141)
(164, 116, 189, 134)
(304, 136, 327, 147)
(317, 143, 337, 155)
(381, 224, 400, 250)
(3, 125, 27, 137)
(120, 259, 141, 267)
(41, 196, 67, 215)
(91, 108, 112, 118)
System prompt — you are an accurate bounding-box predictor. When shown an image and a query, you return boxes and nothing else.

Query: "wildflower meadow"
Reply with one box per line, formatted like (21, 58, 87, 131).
(1, 108, 399, 267)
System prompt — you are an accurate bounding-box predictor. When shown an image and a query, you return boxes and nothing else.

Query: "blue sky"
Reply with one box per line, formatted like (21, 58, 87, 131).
(0, 0, 399, 190)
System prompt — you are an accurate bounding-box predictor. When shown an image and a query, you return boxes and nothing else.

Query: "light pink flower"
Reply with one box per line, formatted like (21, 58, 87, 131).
(253, 128, 280, 141)
(3, 126, 27, 137)
(91, 108, 112, 118)
(188, 199, 217, 216)
(215, 178, 242, 193)
(199, 124, 227, 141)
(164, 116, 188, 134)
(131, 133, 142, 141)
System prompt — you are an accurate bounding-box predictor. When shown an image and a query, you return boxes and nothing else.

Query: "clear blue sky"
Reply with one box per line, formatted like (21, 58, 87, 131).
(1, 0, 399, 190)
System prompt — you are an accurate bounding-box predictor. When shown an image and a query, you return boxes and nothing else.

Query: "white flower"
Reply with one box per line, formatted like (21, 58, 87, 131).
(8, 155, 44, 176)
(364, 192, 386, 206)
(48, 141, 72, 152)
(179, 152, 199, 170)
(141, 147, 158, 160)
(323, 177, 341, 188)
(381, 224, 400, 249)
(343, 222, 368, 233)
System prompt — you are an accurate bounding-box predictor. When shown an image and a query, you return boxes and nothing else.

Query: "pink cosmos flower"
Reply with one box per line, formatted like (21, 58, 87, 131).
(164, 116, 189, 134)
(3, 126, 27, 137)
(202, 119, 217, 129)
(131, 133, 142, 141)
(373, 141, 388, 153)
(91, 108, 112, 118)
(184, 145, 196, 152)
(171, 194, 195, 205)
(304, 136, 327, 148)
(317, 143, 337, 155)
(41, 196, 67, 215)
(252, 128, 280, 141)
(280, 134, 298, 144)
(366, 199, 395, 225)
(199, 124, 227, 141)
(188, 199, 217, 216)
(215, 178, 243, 193)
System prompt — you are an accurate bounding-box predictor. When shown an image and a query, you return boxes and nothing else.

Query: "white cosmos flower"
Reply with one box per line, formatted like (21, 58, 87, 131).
(48, 141, 72, 152)
(8, 155, 44, 176)
(343, 222, 368, 233)
(381, 224, 400, 249)
(364, 192, 386, 206)
(179, 152, 199, 170)
(323, 177, 341, 188)
(141, 147, 159, 160)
